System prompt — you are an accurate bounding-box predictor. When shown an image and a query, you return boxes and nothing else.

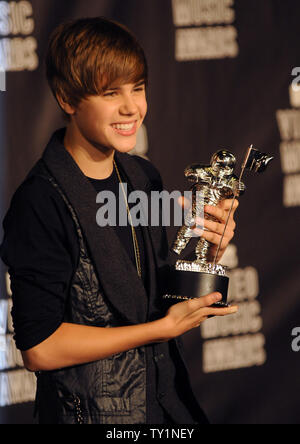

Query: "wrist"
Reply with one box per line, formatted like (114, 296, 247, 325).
(148, 316, 173, 343)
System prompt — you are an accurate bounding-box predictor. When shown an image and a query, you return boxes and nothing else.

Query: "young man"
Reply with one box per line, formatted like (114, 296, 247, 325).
(0, 17, 238, 424)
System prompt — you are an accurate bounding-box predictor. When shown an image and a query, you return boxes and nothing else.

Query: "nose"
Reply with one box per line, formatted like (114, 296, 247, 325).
(119, 93, 139, 115)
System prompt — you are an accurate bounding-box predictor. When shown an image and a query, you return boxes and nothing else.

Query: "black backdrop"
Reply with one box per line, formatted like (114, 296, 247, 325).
(0, 0, 300, 424)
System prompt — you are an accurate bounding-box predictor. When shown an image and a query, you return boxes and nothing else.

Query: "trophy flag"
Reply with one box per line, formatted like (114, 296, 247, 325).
(213, 146, 274, 268)
(242, 145, 274, 174)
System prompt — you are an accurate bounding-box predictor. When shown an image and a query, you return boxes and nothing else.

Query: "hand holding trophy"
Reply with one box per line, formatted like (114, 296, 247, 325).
(162, 146, 274, 307)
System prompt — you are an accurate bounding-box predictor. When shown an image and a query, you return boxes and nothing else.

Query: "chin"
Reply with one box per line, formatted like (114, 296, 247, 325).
(114, 142, 137, 154)
(115, 147, 135, 155)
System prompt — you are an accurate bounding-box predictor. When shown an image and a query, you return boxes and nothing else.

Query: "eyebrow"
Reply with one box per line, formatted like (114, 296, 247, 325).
(105, 80, 146, 91)
(134, 80, 146, 87)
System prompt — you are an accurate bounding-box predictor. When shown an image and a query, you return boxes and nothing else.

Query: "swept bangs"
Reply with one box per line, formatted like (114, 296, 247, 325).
(46, 17, 148, 109)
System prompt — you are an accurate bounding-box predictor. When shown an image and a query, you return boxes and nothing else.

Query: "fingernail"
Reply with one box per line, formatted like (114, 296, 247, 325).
(214, 293, 222, 301)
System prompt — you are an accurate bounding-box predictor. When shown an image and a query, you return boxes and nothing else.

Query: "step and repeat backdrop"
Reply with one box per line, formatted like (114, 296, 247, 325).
(0, 0, 300, 424)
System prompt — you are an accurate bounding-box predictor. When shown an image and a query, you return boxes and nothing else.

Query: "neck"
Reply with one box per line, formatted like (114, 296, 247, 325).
(64, 123, 115, 179)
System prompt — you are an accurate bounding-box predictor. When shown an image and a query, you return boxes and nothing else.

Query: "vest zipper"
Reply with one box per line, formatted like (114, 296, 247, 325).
(74, 395, 84, 424)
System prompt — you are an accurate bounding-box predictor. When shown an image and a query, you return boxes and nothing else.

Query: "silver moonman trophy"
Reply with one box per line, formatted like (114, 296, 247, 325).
(162, 146, 274, 307)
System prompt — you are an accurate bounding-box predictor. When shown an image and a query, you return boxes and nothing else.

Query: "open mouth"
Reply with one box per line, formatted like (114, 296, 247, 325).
(111, 121, 137, 136)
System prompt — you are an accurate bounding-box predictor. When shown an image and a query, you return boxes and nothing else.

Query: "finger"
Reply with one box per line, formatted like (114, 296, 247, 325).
(205, 200, 239, 222)
(206, 305, 238, 317)
(190, 217, 205, 237)
(201, 229, 234, 248)
(190, 304, 238, 327)
(195, 216, 236, 234)
(191, 225, 204, 237)
(204, 205, 228, 224)
(185, 292, 222, 310)
(219, 199, 239, 213)
(201, 218, 235, 236)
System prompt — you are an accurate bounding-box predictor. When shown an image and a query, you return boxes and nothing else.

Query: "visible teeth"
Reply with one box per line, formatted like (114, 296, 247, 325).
(113, 123, 135, 130)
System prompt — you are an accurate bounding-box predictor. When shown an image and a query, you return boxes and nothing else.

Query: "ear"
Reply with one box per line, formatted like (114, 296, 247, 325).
(56, 94, 76, 116)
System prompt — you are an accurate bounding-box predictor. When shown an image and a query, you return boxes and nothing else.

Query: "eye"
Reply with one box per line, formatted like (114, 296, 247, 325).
(103, 90, 117, 97)
(133, 85, 145, 93)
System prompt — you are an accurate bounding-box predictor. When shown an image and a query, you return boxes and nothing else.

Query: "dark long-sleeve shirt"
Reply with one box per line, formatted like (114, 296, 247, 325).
(0, 155, 170, 424)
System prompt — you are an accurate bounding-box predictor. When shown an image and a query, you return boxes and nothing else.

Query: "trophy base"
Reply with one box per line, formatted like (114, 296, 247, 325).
(162, 260, 229, 307)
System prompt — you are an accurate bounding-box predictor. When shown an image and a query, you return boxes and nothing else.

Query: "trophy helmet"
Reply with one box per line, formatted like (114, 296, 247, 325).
(211, 150, 236, 175)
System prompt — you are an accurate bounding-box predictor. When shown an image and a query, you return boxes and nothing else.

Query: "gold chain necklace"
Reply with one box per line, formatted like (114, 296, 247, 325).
(113, 159, 142, 279)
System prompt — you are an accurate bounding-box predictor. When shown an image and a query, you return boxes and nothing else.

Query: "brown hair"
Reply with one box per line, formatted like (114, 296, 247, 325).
(46, 17, 148, 110)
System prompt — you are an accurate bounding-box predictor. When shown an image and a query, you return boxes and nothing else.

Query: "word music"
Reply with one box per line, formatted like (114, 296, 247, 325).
(0, 0, 38, 71)
(172, 0, 239, 61)
(276, 71, 300, 207)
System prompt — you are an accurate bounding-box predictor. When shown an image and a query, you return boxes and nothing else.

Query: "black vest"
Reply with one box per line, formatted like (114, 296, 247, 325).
(32, 130, 208, 424)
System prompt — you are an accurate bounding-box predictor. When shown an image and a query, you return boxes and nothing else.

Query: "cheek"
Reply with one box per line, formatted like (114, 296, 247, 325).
(77, 99, 113, 121)
(140, 98, 148, 120)
(75, 110, 109, 144)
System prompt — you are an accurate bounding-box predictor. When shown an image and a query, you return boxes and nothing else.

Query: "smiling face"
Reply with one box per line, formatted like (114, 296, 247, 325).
(62, 80, 148, 155)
